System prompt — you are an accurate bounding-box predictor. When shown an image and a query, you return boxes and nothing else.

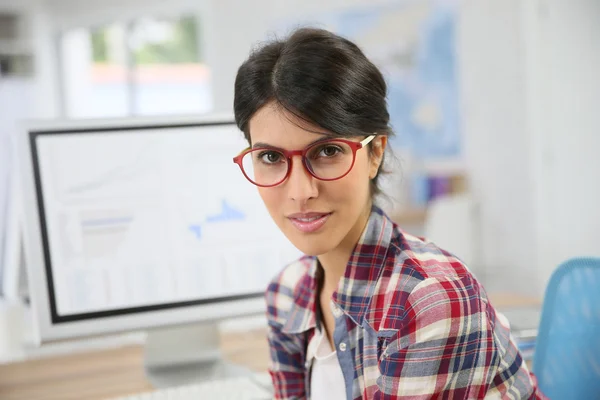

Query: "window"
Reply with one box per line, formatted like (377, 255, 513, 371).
(61, 24, 129, 118)
(59, 15, 211, 118)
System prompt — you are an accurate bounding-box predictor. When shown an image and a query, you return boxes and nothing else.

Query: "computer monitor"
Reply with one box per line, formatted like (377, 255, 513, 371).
(16, 114, 301, 386)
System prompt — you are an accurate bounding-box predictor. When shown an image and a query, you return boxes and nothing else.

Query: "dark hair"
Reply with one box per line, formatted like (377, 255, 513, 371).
(233, 27, 394, 196)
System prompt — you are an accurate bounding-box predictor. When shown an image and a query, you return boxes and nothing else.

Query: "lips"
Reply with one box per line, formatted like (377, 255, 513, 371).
(287, 212, 332, 233)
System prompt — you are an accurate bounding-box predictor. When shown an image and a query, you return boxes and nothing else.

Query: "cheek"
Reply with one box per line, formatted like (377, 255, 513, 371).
(348, 153, 373, 190)
(257, 187, 280, 212)
(258, 187, 291, 228)
(326, 157, 371, 202)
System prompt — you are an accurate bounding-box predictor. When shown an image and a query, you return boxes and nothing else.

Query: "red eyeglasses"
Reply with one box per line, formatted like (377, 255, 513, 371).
(233, 135, 376, 187)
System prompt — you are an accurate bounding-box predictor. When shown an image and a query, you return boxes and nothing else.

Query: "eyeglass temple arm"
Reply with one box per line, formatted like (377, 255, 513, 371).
(233, 148, 250, 162)
(360, 134, 376, 147)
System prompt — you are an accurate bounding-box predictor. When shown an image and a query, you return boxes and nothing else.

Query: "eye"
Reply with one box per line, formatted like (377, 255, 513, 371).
(318, 144, 343, 158)
(258, 150, 284, 164)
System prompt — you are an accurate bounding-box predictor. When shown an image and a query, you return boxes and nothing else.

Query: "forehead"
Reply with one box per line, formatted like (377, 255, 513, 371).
(248, 103, 331, 148)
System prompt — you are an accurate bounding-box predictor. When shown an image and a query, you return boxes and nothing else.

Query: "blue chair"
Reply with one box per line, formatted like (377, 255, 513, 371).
(533, 257, 600, 399)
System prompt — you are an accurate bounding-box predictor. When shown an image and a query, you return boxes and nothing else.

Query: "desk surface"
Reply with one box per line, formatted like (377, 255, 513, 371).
(0, 328, 269, 400)
(0, 293, 539, 400)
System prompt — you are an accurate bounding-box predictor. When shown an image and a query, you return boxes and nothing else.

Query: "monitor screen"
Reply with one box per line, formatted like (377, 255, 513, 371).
(29, 120, 301, 324)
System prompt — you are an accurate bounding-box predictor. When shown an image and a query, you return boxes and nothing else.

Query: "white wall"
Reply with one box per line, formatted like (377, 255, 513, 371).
(0, 0, 39, 286)
(460, 0, 600, 296)
(528, 0, 600, 291)
(458, 0, 538, 294)
(0, 0, 34, 12)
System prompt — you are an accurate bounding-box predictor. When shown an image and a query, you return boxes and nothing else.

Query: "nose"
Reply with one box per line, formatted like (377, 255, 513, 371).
(286, 155, 318, 202)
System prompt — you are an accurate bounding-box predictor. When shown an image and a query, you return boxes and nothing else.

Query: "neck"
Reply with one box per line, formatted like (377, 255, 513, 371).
(317, 202, 372, 295)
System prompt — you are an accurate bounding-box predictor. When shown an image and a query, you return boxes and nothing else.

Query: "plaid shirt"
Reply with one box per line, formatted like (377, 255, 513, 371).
(265, 206, 546, 399)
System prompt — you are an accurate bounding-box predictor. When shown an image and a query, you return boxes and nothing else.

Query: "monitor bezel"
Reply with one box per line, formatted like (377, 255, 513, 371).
(17, 114, 269, 343)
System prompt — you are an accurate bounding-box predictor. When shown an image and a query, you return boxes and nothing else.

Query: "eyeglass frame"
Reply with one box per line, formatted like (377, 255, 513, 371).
(232, 134, 376, 187)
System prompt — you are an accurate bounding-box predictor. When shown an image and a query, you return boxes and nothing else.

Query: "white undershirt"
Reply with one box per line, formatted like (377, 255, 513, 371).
(308, 327, 346, 400)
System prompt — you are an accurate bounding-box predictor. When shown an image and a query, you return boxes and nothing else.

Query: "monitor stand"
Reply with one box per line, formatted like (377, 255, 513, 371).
(143, 322, 250, 388)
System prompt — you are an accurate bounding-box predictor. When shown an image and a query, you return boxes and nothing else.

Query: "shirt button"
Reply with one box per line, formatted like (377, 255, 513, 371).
(339, 342, 347, 352)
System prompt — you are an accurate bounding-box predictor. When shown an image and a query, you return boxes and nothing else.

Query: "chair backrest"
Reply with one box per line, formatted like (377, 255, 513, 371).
(533, 257, 600, 399)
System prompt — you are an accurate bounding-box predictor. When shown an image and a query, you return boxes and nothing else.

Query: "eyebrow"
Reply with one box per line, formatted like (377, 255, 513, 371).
(252, 136, 333, 150)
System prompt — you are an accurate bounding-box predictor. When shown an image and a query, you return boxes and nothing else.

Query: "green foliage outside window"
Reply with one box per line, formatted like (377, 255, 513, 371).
(91, 29, 109, 63)
(89, 16, 201, 65)
(134, 16, 200, 64)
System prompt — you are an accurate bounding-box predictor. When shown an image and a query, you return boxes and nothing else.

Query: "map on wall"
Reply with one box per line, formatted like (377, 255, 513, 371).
(276, 0, 461, 161)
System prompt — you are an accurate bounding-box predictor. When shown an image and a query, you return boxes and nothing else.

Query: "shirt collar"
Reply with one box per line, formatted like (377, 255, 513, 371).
(282, 259, 318, 334)
(333, 205, 394, 326)
(281, 206, 394, 334)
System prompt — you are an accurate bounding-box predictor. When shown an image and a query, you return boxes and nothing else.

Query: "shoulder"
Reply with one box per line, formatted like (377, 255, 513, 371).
(264, 255, 315, 327)
(373, 229, 489, 334)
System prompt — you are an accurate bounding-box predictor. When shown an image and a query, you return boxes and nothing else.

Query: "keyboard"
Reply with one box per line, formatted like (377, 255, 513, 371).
(110, 375, 272, 400)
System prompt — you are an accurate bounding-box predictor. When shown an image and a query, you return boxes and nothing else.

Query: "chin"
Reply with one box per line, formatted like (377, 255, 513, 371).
(282, 230, 337, 257)
(292, 241, 333, 257)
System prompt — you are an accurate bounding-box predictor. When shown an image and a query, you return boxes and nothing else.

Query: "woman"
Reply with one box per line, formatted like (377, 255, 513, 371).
(232, 28, 545, 400)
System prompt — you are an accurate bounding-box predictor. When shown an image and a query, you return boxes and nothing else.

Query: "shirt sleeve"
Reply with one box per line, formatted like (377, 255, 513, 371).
(267, 321, 307, 400)
(373, 276, 544, 399)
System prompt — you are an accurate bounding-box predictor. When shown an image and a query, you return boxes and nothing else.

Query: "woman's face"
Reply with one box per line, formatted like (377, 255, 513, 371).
(248, 103, 386, 256)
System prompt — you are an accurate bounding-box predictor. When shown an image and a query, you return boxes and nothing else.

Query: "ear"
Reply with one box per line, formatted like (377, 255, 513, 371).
(369, 136, 387, 179)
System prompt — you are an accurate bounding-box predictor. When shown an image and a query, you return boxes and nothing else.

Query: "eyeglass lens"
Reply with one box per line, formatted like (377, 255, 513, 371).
(240, 140, 355, 186)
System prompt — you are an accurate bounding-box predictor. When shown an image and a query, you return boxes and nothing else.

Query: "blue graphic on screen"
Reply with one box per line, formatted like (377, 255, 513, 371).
(206, 200, 245, 223)
(188, 224, 202, 239)
(81, 217, 134, 228)
(188, 200, 246, 241)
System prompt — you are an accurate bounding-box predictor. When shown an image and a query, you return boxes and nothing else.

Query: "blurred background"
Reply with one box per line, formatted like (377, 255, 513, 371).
(0, 0, 599, 398)
(0, 0, 598, 342)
